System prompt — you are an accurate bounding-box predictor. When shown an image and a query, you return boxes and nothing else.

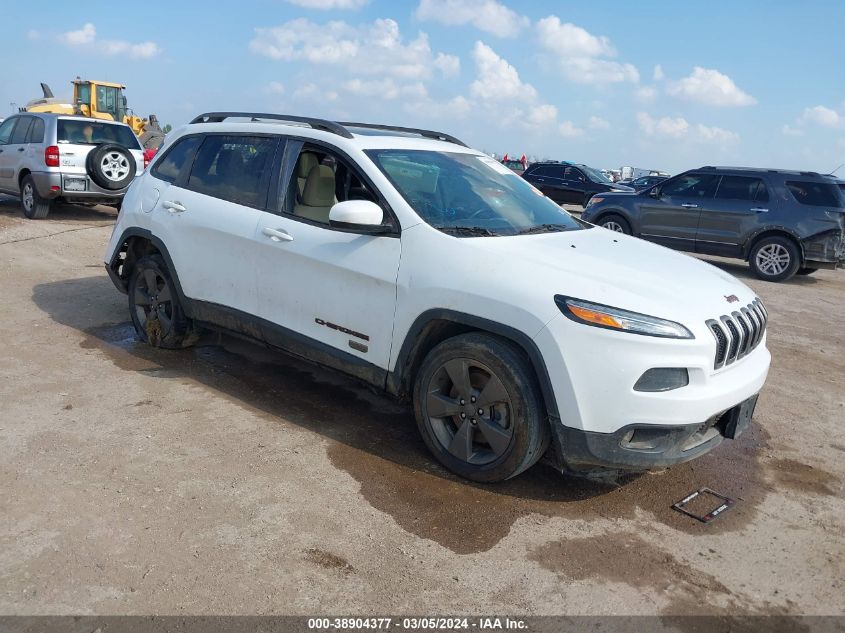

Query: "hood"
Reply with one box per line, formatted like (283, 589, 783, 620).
(467, 227, 756, 324)
(606, 184, 634, 193)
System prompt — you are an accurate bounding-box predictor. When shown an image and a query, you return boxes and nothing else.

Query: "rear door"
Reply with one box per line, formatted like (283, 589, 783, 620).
(524, 164, 568, 203)
(149, 134, 279, 322)
(696, 175, 772, 257)
(0, 117, 21, 191)
(637, 172, 719, 250)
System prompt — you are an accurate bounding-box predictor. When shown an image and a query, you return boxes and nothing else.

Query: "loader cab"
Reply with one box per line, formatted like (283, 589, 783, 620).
(72, 81, 127, 122)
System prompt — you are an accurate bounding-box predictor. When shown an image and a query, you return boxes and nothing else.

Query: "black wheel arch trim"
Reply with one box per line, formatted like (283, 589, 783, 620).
(743, 226, 805, 260)
(106, 227, 194, 319)
(386, 309, 560, 420)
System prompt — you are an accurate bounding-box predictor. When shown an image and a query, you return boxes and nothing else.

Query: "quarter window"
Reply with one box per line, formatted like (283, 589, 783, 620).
(661, 173, 719, 198)
(10, 117, 32, 145)
(715, 176, 769, 202)
(188, 135, 277, 208)
(786, 181, 844, 207)
(151, 136, 202, 184)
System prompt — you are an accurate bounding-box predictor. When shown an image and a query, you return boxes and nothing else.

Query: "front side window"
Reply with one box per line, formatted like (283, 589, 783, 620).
(660, 173, 719, 199)
(715, 176, 769, 202)
(151, 135, 203, 184)
(0, 118, 15, 145)
(10, 117, 32, 144)
(564, 167, 584, 181)
(366, 150, 584, 236)
(27, 118, 45, 144)
(57, 119, 141, 149)
(188, 135, 277, 208)
(786, 181, 844, 207)
(96, 85, 119, 118)
(580, 166, 612, 184)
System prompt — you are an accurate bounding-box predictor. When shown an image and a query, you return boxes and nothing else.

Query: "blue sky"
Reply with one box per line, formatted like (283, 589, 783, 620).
(2, 0, 843, 174)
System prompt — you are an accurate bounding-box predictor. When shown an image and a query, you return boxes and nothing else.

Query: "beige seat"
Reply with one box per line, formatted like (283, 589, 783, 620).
(295, 152, 319, 198)
(294, 165, 336, 223)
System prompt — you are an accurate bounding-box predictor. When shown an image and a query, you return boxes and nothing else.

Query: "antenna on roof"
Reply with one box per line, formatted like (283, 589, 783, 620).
(828, 162, 844, 175)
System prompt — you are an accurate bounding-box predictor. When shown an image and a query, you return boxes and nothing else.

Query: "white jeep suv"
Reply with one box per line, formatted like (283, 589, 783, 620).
(104, 112, 771, 482)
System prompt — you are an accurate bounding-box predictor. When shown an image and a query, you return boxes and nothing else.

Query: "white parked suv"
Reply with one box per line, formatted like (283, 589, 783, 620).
(0, 112, 144, 218)
(104, 112, 771, 482)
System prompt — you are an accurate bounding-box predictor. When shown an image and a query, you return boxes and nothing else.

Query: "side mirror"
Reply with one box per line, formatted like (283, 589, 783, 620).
(329, 200, 389, 233)
(649, 187, 662, 199)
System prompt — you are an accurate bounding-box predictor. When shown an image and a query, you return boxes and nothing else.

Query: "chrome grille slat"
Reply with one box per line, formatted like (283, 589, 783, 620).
(708, 298, 767, 369)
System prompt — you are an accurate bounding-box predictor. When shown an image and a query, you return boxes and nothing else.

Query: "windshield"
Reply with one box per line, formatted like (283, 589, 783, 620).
(57, 119, 141, 149)
(366, 149, 585, 236)
(582, 166, 613, 184)
(502, 160, 524, 170)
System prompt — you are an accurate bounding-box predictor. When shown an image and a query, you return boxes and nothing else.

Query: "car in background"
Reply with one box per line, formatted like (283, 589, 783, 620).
(0, 112, 143, 218)
(582, 166, 845, 282)
(501, 154, 527, 175)
(628, 175, 669, 191)
(522, 161, 633, 207)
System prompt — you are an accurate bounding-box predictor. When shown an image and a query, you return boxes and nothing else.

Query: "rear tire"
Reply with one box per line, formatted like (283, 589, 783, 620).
(598, 213, 631, 234)
(20, 175, 52, 219)
(128, 255, 195, 349)
(749, 236, 800, 282)
(797, 267, 818, 276)
(413, 332, 549, 482)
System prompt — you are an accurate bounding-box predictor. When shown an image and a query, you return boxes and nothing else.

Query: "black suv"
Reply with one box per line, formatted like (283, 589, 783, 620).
(581, 166, 845, 282)
(522, 162, 633, 207)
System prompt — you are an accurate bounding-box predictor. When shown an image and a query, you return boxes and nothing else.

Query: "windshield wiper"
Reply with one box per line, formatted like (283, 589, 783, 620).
(515, 223, 571, 235)
(436, 225, 499, 237)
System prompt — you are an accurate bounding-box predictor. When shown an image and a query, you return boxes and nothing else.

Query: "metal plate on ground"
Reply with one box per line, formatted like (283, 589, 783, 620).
(672, 487, 735, 523)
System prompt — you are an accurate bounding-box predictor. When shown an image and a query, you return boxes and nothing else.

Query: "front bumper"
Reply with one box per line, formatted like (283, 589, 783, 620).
(548, 394, 758, 472)
(30, 171, 128, 202)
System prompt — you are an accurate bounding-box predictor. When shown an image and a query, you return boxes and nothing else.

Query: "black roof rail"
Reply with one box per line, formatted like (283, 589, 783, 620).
(189, 112, 354, 139)
(337, 122, 468, 147)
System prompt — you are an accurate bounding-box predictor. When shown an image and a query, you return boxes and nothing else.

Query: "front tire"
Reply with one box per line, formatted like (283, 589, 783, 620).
(598, 213, 631, 234)
(20, 175, 52, 219)
(749, 236, 800, 282)
(128, 255, 194, 348)
(413, 333, 549, 482)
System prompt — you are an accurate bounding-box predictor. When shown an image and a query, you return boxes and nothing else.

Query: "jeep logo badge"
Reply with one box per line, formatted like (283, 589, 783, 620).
(725, 294, 740, 303)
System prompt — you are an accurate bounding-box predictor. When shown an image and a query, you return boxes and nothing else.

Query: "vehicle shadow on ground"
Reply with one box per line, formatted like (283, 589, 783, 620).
(0, 194, 116, 224)
(32, 274, 775, 553)
(698, 256, 819, 285)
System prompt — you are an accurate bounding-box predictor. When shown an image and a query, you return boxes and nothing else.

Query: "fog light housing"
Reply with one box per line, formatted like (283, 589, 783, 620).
(634, 367, 689, 392)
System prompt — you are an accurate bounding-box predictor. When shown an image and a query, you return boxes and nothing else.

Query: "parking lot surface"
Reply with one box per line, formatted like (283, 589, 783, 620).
(0, 198, 843, 616)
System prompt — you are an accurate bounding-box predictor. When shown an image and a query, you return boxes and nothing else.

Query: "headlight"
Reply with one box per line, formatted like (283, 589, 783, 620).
(555, 296, 694, 339)
(587, 196, 603, 206)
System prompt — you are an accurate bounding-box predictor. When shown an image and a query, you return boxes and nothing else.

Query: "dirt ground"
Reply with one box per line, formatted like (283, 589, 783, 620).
(0, 196, 843, 617)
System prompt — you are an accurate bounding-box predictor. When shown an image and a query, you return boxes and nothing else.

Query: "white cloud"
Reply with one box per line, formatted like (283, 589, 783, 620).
(536, 16, 615, 57)
(415, 0, 529, 38)
(559, 121, 584, 137)
(59, 23, 160, 59)
(404, 95, 472, 119)
(637, 112, 738, 144)
(526, 104, 558, 127)
(284, 0, 368, 7)
(264, 81, 285, 95)
(250, 18, 448, 80)
(27, 29, 41, 40)
(782, 124, 804, 137)
(653, 64, 664, 81)
(434, 52, 461, 77)
(343, 78, 427, 100)
(292, 83, 337, 101)
(588, 116, 610, 130)
(535, 16, 638, 84)
(634, 86, 657, 103)
(667, 67, 756, 107)
(800, 105, 841, 127)
(470, 41, 537, 101)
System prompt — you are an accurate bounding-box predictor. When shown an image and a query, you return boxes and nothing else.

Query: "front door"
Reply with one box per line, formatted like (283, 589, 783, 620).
(637, 172, 720, 251)
(696, 175, 773, 257)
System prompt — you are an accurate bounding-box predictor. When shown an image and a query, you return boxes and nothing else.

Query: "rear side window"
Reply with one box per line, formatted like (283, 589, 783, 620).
(0, 118, 16, 145)
(26, 118, 45, 144)
(786, 181, 843, 207)
(661, 173, 719, 198)
(151, 136, 202, 184)
(187, 135, 277, 208)
(715, 176, 769, 203)
(10, 118, 32, 144)
(57, 119, 141, 149)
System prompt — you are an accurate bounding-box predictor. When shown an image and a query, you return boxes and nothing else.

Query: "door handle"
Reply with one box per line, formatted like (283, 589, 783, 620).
(262, 227, 294, 242)
(17, 147, 25, 152)
(681, 203, 699, 209)
(162, 200, 186, 213)
(534, 177, 545, 182)
(750, 207, 769, 213)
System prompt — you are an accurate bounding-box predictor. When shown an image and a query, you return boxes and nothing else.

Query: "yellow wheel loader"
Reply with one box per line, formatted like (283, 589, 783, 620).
(24, 79, 165, 149)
